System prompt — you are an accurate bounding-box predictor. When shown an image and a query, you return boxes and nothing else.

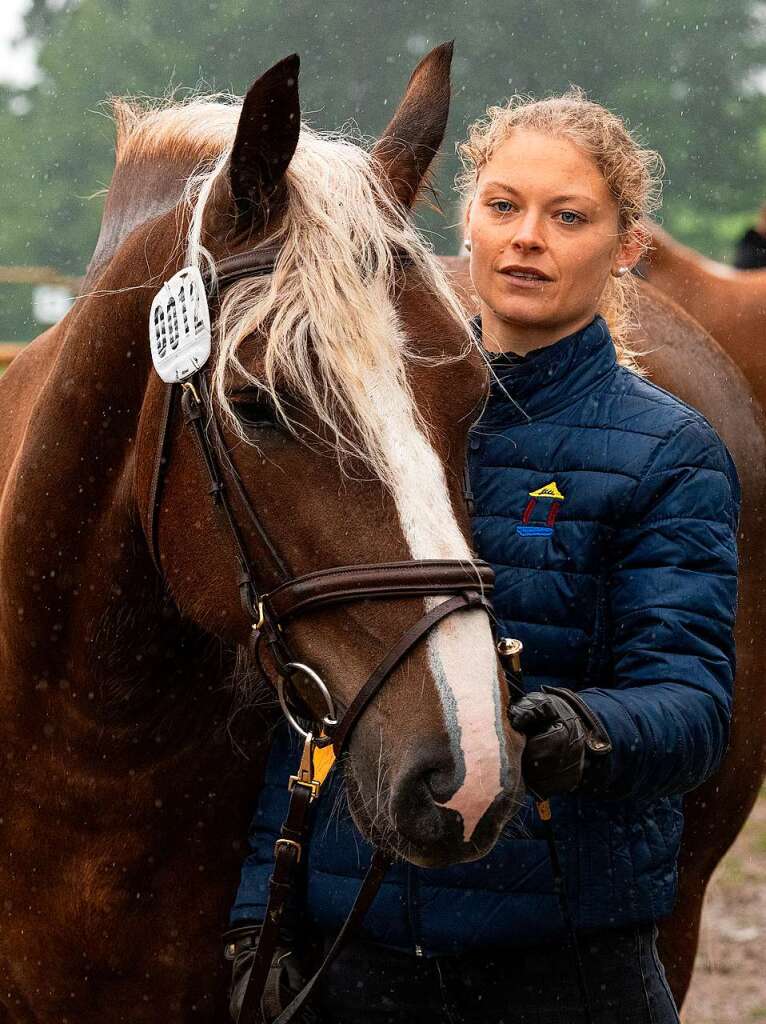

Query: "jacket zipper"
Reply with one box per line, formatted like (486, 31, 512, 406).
(464, 433, 477, 517)
(406, 864, 424, 956)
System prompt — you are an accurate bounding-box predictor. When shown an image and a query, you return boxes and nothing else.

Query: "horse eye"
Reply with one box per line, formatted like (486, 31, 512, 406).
(230, 390, 278, 430)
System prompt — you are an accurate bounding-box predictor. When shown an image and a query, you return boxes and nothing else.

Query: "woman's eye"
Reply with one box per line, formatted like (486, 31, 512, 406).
(558, 210, 584, 225)
(490, 199, 515, 214)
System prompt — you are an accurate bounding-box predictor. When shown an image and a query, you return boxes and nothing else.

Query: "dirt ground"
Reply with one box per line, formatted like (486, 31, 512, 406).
(682, 787, 766, 1023)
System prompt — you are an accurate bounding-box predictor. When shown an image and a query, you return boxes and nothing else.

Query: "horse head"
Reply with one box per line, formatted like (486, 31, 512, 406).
(106, 46, 525, 868)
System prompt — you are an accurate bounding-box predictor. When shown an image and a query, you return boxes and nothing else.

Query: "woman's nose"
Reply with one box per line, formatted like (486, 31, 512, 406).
(511, 212, 545, 252)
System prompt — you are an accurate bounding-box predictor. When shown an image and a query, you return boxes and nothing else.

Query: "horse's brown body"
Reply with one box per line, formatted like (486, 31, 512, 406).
(442, 256, 766, 1005)
(639, 229, 766, 995)
(631, 284, 766, 999)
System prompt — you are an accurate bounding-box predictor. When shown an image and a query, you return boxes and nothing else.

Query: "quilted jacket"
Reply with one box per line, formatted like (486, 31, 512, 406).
(230, 314, 740, 953)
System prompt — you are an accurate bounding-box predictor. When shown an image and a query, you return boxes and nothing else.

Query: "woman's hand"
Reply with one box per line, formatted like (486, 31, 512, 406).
(509, 687, 612, 798)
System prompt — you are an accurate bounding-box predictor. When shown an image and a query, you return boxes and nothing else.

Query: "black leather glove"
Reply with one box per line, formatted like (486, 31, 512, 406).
(509, 686, 612, 798)
(224, 924, 318, 1024)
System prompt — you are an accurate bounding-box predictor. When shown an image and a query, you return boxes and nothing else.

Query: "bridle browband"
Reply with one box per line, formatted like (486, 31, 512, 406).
(145, 244, 511, 1024)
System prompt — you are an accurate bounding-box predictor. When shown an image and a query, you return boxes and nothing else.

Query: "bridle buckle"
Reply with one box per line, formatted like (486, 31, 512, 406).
(287, 732, 334, 801)
(274, 838, 303, 863)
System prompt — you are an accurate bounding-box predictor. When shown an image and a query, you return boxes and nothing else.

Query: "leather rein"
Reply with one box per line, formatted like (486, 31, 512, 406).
(145, 245, 511, 1024)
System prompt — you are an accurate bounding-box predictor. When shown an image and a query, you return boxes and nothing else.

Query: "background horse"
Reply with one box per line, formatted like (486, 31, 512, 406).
(0, 47, 525, 1022)
(643, 220, 766, 399)
(443, 255, 766, 1006)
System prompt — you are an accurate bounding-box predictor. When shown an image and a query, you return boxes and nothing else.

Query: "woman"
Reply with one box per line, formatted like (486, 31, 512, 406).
(226, 89, 740, 1024)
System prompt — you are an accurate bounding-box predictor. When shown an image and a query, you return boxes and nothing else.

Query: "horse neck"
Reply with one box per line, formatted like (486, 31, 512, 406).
(647, 222, 713, 294)
(0, 227, 259, 769)
(647, 221, 766, 398)
(82, 151, 203, 291)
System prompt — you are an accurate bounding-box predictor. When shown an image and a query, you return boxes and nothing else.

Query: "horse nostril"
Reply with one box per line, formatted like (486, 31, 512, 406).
(424, 762, 458, 804)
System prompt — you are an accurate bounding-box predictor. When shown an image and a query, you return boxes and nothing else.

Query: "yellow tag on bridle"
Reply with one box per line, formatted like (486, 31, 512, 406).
(312, 741, 336, 787)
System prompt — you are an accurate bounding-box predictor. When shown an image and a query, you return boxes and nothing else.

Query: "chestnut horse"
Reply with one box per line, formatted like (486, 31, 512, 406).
(443, 255, 766, 1007)
(0, 47, 525, 1022)
(644, 220, 766, 399)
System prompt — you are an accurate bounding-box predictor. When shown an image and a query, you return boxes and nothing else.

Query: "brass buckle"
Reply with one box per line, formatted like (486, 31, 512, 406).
(274, 838, 302, 863)
(254, 599, 266, 632)
(286, 732, 336, 802)
(288, 733, 322, 800)
(181, 380, 201, 404)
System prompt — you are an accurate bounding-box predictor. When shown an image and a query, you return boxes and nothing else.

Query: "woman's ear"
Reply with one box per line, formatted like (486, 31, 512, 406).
(612, 223, 648, 276)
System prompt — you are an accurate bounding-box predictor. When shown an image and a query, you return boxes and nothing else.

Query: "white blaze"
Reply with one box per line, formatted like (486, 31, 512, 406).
(363, 365, 505, 842)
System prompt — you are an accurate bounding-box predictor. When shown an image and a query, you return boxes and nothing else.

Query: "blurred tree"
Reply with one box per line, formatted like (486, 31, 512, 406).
(1, 0, 765, 337)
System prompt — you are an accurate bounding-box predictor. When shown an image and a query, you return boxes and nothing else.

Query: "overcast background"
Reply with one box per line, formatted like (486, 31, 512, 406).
(2, 0, 766, 340)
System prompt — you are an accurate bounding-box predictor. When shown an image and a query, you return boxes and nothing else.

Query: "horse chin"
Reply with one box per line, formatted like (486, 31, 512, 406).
(345, 773, 520, 869)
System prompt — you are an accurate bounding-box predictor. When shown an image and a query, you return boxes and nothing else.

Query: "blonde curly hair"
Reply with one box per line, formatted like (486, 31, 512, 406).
(457, 86, 664, 366)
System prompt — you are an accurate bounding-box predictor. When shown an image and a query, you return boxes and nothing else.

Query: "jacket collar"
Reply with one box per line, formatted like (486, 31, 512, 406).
(475, 314, 617, 424)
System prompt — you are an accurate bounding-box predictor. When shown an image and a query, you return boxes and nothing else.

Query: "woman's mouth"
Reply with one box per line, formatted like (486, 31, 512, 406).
(499, 266, 553, 288)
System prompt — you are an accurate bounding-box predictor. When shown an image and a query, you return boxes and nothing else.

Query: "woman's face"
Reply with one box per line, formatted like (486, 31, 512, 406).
(464, 128, 641, 352)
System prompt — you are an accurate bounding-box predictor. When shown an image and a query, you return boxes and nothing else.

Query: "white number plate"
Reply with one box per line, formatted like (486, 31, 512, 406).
(149, 267, 211, 383)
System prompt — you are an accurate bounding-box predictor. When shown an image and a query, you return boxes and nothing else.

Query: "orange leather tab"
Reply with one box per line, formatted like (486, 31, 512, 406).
(312, 742, 336, 787)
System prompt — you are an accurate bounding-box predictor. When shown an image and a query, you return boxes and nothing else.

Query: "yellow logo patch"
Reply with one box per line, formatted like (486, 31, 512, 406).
(528, 481, 565, 501)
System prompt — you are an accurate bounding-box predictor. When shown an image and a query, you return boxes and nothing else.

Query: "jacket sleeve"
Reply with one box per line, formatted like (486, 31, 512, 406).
(578, 416, 740, 802)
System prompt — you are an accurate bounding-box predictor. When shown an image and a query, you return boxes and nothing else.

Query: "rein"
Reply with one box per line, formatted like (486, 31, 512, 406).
(145, 245, 510, 1023)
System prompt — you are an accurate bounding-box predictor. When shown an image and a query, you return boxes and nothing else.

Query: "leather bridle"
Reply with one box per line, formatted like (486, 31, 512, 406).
(145, 245, 511, 1024)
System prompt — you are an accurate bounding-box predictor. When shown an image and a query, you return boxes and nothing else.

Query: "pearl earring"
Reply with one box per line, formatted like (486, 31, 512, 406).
(464, 238, 472, 252)
(616, 266, 629, 277)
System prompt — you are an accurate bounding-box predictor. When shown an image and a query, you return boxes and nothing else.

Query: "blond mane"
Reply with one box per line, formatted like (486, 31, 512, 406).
(113, 95, 239, 169)
(115, 96, 474, 494)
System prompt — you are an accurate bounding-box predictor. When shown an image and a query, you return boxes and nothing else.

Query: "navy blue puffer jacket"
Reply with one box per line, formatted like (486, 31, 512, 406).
(231, 315, 740, 953)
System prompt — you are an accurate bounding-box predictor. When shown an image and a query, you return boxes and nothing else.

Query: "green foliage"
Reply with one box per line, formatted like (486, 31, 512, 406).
(2, 0, 766, 337)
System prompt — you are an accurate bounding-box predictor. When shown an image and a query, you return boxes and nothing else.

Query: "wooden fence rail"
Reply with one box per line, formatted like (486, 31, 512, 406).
(0, 344, 26, 368)
(0, 266, 82, 288)
(1, 265, 84, 368)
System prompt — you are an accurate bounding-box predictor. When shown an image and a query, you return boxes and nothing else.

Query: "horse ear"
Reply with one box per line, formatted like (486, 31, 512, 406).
(229, 53, 301, 221)
(371, 41, 454, 210)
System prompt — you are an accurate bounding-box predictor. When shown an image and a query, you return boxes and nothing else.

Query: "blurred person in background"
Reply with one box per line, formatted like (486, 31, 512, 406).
(733, 201, 766, 268)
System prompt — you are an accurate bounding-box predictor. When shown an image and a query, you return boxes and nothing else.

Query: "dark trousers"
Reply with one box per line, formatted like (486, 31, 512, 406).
(313, 925, 680, 1024)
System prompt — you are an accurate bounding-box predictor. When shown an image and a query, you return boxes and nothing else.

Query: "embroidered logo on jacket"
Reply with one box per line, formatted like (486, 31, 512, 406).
(517, 481, 565, 537)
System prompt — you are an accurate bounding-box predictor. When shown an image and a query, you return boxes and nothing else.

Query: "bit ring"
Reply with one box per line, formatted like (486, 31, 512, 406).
(277, 662, 338, 739)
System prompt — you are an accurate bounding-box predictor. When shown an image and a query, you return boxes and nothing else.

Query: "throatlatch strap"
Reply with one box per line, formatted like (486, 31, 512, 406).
(145, 383, 178, 572)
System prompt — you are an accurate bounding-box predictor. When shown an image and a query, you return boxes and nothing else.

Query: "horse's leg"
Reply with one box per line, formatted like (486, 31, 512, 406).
(656, 859, 709, 1004)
